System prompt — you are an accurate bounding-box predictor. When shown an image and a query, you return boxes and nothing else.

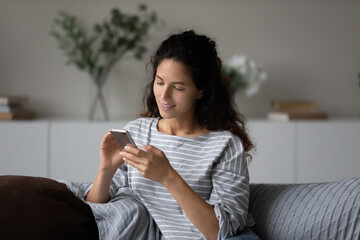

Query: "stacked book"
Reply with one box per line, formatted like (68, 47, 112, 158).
(267, 100, 328, 121)
(0, 95, 36, 120)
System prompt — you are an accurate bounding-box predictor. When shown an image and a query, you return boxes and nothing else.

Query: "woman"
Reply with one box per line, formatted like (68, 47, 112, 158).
(86, 30, 259, 240)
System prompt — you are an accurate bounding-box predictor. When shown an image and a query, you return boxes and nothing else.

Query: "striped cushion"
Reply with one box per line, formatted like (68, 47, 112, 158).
(249, 178, 360, 240)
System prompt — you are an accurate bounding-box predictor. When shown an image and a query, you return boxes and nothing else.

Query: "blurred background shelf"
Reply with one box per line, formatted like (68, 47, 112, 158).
(1, 119, 359, 183)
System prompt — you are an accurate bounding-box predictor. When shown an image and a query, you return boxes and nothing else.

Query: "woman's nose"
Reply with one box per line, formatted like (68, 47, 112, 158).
(161, 86, 171, 99)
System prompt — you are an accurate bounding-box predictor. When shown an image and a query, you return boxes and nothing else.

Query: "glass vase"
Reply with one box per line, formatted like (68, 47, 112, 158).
(88, 85, 109, 121)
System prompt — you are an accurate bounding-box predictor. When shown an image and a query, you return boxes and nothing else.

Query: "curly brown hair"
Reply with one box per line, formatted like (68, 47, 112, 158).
(141, 30, 254, 160)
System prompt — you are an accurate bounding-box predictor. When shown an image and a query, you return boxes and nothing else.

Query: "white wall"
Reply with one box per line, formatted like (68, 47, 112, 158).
(1, 0, 359, 120)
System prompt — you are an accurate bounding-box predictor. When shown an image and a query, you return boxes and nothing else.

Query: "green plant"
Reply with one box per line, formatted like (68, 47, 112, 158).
(50, 4, 163, 120)
(51, 4, 161, 87)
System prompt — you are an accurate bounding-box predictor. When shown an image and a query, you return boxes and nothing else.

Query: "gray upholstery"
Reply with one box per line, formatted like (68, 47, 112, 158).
(249, 177, 360, 240)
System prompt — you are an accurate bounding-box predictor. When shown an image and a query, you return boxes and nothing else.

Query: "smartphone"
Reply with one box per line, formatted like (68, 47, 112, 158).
(109, 129, 137, 149)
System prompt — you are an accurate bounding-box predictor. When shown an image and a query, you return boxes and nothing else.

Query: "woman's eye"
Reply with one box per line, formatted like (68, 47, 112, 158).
(173, 86, 184, 91)
(156, 82, 164, 85)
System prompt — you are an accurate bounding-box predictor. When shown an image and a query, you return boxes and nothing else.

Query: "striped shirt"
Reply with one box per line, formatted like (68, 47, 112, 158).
(110, 117, 250, 239)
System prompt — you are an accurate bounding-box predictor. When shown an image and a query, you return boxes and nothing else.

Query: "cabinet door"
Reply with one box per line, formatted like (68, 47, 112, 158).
(297, 121, 360, 183)
(0, 121, 48, 177)
(247, 121, 296, 183)
(50, 121, 128, 182)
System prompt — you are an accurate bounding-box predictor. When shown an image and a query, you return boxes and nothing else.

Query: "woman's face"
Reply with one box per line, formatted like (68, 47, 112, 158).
(153, 59, 202, 121)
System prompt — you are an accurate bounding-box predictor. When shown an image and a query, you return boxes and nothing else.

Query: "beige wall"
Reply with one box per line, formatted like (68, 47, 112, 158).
(1, 0, 359, 120)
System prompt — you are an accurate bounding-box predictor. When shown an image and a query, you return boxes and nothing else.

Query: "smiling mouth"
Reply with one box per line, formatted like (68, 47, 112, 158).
(161, 103, 175, 110)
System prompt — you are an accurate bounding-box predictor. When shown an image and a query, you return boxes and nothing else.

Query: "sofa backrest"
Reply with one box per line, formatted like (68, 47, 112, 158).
(249, 177, 360, 240)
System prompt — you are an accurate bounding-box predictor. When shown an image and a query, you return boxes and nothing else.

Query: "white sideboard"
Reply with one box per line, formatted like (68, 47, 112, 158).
(49, 121, 127, 182)
(0, 119, 359, 184)
(296, 121, 360, 183)
(0, 121, 48, 177)
(247, 121, 296, 183)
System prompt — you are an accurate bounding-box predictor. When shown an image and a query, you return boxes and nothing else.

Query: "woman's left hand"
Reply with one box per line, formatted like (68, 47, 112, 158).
(120, 145, 174, 184)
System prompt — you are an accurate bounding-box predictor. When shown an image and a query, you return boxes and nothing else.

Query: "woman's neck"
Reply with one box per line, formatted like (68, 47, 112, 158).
(157, 118, 209, 137)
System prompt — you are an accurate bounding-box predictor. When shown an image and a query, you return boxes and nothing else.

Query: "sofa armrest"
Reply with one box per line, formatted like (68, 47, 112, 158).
(0, 175, 99, 240)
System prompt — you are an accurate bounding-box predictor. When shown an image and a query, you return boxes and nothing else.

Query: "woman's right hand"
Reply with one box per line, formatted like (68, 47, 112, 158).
(99, 132, 124, 175)
(86, 132, 123, 203)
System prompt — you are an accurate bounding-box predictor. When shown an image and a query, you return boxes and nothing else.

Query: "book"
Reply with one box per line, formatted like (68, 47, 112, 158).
(0, 110, 36, 120)
(0, 95, 28, 105)
(271, 100, 318, 112)
(267, 111, 328, 122)
(0, 103, 24, 113)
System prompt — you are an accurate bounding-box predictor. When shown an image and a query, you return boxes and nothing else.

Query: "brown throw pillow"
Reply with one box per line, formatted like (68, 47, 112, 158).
(0, 175, 99, 240)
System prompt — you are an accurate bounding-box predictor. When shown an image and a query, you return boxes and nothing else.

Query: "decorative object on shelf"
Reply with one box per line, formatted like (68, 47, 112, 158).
(267, 100, 328, 121)
(0, 95, 36, 120)
(222, 55, 267, 97)
(50, 4, 163, 121)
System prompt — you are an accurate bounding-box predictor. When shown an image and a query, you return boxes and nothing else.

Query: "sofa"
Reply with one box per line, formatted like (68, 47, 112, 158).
(249, 177, 360, 240)
(0, 175, 359, 240)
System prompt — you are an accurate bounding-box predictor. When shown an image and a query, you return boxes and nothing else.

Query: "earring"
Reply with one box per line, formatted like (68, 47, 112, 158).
(198, 91, 204, 99)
